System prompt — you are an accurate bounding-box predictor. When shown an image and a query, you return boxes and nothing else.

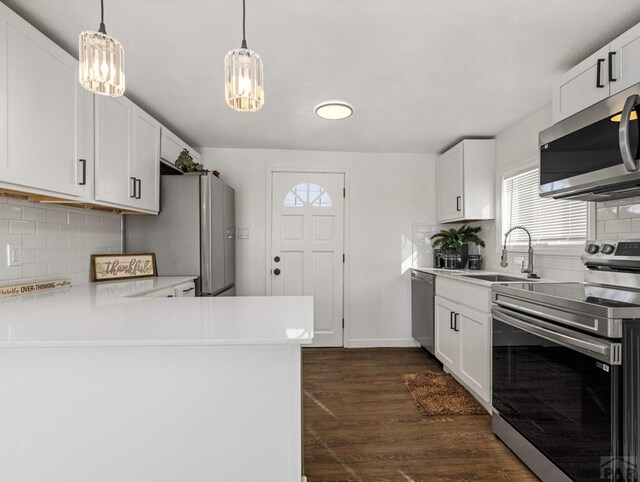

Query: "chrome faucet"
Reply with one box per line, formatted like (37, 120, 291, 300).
(501, 226, 539, 279)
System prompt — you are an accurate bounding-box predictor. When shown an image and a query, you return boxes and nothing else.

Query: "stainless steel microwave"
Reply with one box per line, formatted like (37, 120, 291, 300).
(539, 83, 640, 201)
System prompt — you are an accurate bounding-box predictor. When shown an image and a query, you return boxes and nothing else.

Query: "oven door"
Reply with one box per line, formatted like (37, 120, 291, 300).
(539, 85, 640, 201)
(492, 306, 623, 481)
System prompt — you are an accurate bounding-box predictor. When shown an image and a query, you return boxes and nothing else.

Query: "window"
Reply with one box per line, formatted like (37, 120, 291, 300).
(283, 183, 332, 208)
(502, 168, 587, 246)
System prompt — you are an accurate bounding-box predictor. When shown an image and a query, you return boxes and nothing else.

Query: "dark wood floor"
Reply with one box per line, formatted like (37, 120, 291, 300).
(303, 347, 537, 482)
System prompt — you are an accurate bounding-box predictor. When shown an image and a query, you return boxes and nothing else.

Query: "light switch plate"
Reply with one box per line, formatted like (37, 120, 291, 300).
(6, 244, 21, 267)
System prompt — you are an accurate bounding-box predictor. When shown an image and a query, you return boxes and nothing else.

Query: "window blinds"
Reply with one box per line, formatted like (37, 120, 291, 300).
(502, 168, 587, 245)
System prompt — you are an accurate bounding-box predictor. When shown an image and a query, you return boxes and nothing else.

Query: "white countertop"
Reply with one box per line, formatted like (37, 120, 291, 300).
(0, 278, 313, 348)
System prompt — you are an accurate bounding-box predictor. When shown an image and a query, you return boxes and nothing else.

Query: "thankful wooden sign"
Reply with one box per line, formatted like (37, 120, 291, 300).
(91, 253, 157, 282)
(0, 279, 72, 299)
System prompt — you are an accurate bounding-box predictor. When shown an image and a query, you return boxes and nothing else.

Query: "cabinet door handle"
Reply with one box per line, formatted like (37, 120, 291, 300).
(454, 313, 460, 332)
(450, 311, 455, 330)
(596, 58, 605, 88)
(78, 159, 87, 186)
(456, 196, 461, 212)
(182, 287, 194, 293)
(136, 178, 142, 199)
(609, 51, 617, 82)
(130, 177, 137, 198)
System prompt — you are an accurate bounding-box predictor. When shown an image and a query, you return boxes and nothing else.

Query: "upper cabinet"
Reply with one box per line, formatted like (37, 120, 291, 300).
(553, 23, 640, 123)
(0, 3, 92, 199)
(161, 127, 201, 166)
(436, 139, 495, 223)
(95, 96, 159, 213)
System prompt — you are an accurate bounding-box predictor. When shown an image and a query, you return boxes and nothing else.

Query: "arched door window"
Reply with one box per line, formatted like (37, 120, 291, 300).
(284, 183, 332, 208)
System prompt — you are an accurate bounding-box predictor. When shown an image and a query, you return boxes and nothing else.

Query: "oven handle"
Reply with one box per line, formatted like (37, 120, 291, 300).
(492, 307, 621, 365)
(619, 93, 640, 172)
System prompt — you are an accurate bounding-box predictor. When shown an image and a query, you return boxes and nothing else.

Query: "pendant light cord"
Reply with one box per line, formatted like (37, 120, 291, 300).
(241, 0, 247, 49)
(98, 0, 107, 34)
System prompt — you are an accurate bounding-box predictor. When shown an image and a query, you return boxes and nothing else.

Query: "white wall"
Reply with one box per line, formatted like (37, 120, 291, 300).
(0, 198, 122, 287)
(201, 148, 436, 347)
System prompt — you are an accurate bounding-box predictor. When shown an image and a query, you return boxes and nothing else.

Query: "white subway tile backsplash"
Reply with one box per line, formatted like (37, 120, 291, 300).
(604, 219, 631, 234)
(618, 204, 640, 219)
(597, 206, 618, 220)
(0, 204, 21, 219)
(0, 199, 122, 287)
(9, 219, 36, 235)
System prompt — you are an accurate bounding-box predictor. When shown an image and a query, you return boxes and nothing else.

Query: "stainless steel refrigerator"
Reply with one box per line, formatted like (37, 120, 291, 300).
(125, 173, 236, 296)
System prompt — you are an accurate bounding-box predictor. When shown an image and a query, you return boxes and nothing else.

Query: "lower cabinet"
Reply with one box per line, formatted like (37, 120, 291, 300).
(435, 293, 491, 404)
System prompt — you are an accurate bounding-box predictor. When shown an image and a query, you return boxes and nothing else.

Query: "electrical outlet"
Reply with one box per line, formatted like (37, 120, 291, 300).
(6, 244, 21, 267)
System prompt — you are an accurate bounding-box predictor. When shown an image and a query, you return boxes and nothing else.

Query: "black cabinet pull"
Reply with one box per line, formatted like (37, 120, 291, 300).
(274, 256, 281, 263)
(78, 159, 87, 186)
(273, 268, 281, 276)
(596, 58, 605, 88)
(453, 313, 459, 332)
(450, 311, 455, 330)
(130, 177, 137, 198)
(609, 51, 617, 82)
(136, 178, 142, 199)
(456, 196, 461, 212)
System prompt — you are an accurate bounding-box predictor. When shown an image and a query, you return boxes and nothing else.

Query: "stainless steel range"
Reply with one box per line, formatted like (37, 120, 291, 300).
(491, 240, 640, 482)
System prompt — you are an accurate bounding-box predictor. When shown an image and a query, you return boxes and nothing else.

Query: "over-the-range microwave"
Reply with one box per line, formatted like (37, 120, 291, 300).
(539, 83, 640, 201)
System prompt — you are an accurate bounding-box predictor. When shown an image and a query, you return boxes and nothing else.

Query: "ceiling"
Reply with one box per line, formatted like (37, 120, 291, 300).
(6, 0, 640, 154)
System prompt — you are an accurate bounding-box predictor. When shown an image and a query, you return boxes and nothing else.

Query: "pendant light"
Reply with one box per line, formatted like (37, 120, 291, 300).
(79, 0, 125, 97)
(224, 0, 264, 112)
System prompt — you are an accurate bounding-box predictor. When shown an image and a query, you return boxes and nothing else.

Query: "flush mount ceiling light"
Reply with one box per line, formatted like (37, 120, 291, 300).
(225, 0, 264, 113)
(315, 102, 354, 120)
(78, 0, 125, 97)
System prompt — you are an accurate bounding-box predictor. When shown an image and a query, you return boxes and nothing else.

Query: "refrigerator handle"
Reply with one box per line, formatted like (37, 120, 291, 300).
(200, 175, 213, 296)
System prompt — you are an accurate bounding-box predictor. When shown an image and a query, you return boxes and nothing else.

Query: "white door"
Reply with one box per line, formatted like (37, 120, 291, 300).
(434, 296, 459, 371)
(95, 95, 135, 207)
(610, 23, 640, 95)
(552, 46, 610, 123)
(457, 304, 490, 402)
(132, 106, 160, 213)
(437, 144, 464, 223)
(0, 3, 90, 198)
(270, 172, 345, 347)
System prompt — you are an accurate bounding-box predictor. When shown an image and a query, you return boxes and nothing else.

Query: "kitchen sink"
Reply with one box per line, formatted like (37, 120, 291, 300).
(461, 274, 538, 283)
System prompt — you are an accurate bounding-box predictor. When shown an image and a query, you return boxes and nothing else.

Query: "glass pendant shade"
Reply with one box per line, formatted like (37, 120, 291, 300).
(79, 30, 125, 97)
(225, 48, 263, 112)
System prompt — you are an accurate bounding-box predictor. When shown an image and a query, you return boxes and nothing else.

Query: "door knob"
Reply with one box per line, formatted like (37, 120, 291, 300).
(274, 256, 281, 263)
(273, 268, 281, 276)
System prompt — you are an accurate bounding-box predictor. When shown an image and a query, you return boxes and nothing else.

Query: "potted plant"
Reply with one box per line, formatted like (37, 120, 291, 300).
(175, 148, 206, 173)
(431, 225, 485, 269)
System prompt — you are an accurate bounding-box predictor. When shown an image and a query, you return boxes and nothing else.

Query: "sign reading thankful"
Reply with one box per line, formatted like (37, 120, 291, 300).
(0, 279, 72, 299)
(91, 253, 157, 282)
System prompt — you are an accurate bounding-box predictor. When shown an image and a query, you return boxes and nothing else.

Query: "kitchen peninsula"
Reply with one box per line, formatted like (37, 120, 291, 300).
(0, 278, 312, 482)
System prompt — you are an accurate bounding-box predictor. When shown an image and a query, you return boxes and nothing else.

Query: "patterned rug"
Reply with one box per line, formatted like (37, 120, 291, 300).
(402, 371, 486, 416)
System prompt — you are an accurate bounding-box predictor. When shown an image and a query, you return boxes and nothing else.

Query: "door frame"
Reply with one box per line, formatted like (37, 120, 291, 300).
(265, 167, 352, 347)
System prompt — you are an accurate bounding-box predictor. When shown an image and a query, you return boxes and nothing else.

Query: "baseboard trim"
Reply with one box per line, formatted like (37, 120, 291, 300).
(347, 338, 420, 348)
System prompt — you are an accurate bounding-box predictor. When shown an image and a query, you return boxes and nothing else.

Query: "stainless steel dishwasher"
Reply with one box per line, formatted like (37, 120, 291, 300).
(411, 270, 435, 356)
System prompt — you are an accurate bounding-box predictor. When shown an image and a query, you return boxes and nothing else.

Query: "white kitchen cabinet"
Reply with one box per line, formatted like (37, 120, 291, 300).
(435, 297, 459, 370)
(552, 46, 610, 123)
(457, 304, 490, 402)
(160, 127, 201, 166)
(436, 139, 495, 223)
(174, 281, 196, 297)
(0, 3, 92, 199)
(132, 107, 161, 212)
(95, 97, 160, 213)
(434, 277, 492, 407)
(95, 95, 135, 207)
(553, 22, 640, 122)
(610, 23, 640, 95)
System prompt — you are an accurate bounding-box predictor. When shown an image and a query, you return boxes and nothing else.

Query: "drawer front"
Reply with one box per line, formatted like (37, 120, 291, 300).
(435, 277, 490, 313)
(175, 282, 196, 297)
